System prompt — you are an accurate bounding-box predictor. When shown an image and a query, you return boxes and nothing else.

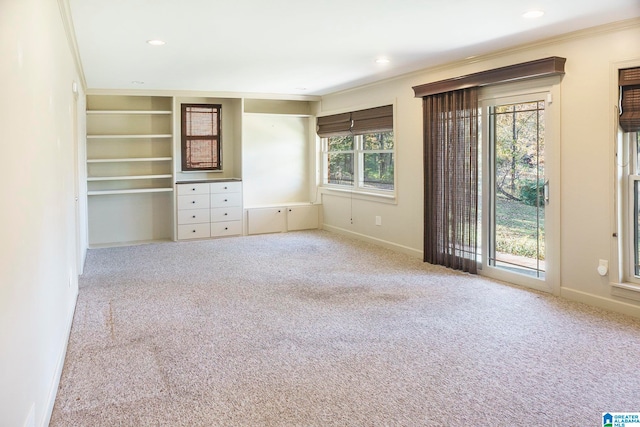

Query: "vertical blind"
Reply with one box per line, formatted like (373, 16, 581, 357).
(414, 57, 565, 274)
(423, 88, 479, 273)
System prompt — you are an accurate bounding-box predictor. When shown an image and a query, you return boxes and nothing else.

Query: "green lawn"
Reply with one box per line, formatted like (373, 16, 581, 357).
(494, 194, 545, 259)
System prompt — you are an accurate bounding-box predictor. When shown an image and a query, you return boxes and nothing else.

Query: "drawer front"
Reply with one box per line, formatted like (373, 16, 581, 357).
(211, 220, 242, 237)
(177, 208, 210, 225)
(178, 194, 210, 210)
(177, 183, 209, 195)
(211, 192, 242, 207)
(210, 181, 242, 194)
(210, 207, 242, 222)
(178, 223, 211, 240)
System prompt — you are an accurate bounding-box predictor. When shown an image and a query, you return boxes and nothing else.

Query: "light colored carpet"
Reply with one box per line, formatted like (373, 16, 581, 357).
(50, 230, 640, 426)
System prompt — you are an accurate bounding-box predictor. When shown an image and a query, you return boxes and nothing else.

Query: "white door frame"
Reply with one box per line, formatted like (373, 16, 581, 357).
(479, 77, 561, 295)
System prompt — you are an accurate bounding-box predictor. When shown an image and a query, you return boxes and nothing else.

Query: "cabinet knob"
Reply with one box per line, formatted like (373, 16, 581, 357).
(192, 201, 196, 204)
(224, 186, 228, 189)
(224, 227, 228, 230)
(224, 199, 228, 202)
(191, 188, 196, 191)
(192, 230, 196, 233)
(192, 215, 196, 218)
(224, 213, 228, 216)
(289, 209, 292, 212)
(277, 210, 281, 213)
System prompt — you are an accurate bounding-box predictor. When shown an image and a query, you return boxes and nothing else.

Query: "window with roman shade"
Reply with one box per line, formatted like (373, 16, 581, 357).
(617, 65, 640, 289)
(181, 104, 222, 171)
(317, 105, 395, 192)
(620, 67, 640, 132)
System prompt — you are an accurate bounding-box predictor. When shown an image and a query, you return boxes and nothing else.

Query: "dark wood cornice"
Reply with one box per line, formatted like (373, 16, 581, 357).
(412, 57, 566, 98)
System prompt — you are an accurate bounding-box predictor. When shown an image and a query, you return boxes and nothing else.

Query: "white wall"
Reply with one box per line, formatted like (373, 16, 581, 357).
(243, 114, 312, 206)
(318, 20, 640, 317)
(0, 0, 84, 425)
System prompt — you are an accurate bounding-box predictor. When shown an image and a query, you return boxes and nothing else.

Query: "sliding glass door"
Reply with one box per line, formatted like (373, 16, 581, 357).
(480, 87, 559, 293)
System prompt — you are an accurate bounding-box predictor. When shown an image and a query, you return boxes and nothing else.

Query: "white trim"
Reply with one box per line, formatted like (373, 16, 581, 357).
(612, 281, 640, 302)
(479, 79, 561, 296)
(319, 186, 397, 204)
(326, 18, 639, 99)
(628, 172, 640, 284)
(42, 292, 78, 427)
(86, 88, 320, 102)
(322, 224, 422, 258)
(57, 0, 87, 90)
(610, 58, 640, 288)
(561, 286, 640, 319)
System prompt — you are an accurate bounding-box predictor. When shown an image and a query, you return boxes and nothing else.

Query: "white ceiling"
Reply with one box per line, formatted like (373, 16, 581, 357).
(69, 0, 640, 97)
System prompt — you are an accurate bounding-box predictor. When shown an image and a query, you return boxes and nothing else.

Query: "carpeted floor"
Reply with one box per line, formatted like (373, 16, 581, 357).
(50, 230, 640, 426)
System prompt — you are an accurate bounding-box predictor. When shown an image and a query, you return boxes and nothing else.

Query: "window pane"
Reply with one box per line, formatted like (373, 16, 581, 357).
(185, 139, 218, 169)
(328, 135, 354, 151)
(328, 153, 354, 185)
(636, 133, 640, 175)
(363, 132, 394, 150)
(635, 180, 640, 277)
(362, 153, 394, 190)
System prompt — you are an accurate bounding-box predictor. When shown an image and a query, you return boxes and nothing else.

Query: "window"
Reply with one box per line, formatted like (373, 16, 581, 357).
(324, 132, 394, 190)
(619, 66, 640, 286)
(624, 132, 640, 284)
(319, 105, 394, 193)
(181, 104, 222, 171)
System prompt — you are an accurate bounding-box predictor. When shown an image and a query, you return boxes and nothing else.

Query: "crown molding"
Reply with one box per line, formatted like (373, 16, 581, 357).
(326, 18, 640, 98)
(57, 0, 87, 91)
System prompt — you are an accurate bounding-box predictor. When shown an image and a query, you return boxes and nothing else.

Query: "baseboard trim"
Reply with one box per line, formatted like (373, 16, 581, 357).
(561, 287, 640, 319)
(42, 290, 78, 427)
(322, 224, 423, 259)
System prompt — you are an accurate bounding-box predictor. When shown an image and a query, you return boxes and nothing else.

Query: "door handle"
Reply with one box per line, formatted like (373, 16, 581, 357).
(544, 179, 550, 205)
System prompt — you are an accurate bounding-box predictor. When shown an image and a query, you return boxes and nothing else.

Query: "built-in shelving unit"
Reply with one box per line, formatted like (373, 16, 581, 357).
(83, 93, 320, 247)
(86, 95, 175, 246)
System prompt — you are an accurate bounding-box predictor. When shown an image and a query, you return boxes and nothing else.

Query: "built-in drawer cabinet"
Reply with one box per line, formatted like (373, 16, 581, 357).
(176, 181, 243, 240)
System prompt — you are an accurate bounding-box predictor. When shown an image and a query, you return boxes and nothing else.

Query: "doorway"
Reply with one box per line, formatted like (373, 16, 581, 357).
(480, 86, 559, 294)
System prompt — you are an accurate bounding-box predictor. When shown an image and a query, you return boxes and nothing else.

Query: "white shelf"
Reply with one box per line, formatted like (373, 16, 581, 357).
(86, 94, 175, 247)
(87, 134, 172, 139)
(87, 157, 172, 163)
(88, 188, 174, 196)
(87, 174, 173, 181)
(87, 110, 172, 115)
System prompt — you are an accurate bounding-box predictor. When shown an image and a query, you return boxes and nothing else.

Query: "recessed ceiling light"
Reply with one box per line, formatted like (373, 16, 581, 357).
(522, 10, 544, 19)
(376, 58, 390, 64)
(131, 81, 145, 85)
(146, 39, 166, 46)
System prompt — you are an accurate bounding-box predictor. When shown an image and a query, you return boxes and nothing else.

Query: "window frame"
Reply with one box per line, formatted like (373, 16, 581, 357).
(624, 132, 640, 285)
(321, 130, 395, 195)
(478, 82, 560, 296)
(181, 103, 222, 172)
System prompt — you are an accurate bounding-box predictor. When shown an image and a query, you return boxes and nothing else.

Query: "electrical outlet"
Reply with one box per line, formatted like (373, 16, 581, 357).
(597, 259, 608, 276)
(375, 216, 382, 226)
